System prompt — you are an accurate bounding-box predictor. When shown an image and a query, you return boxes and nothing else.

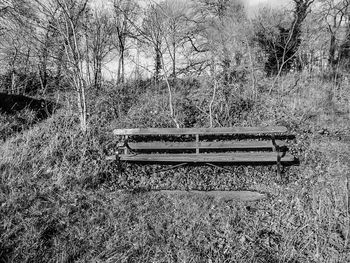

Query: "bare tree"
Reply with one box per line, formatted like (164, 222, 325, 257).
(254, 0, 314, 79)
(317, 0, 350, 68)
(140, 3, 166, 82)
(183, 0, 246, 81)
(158, 0, 189, 79)
(121, 1, 182, 127)
(112, 0, 136, 84)
(56, 0, 90, 131)
(85, 7, 115, 90)
(0, 0, 37, 94)
(34, 0, 90, 131)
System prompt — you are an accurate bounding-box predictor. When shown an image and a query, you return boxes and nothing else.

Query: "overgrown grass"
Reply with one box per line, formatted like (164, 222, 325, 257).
(0, 109, 38, 142)
(1, 73, 350, 262)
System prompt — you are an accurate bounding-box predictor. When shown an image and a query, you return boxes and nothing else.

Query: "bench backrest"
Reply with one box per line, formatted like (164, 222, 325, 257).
(113, 126, 287, 154)
(113, 126, 287, 136)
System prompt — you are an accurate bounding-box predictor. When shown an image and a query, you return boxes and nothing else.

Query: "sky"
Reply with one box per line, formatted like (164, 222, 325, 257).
(248, 0, 290, 7)
(246, 0, 291, 16)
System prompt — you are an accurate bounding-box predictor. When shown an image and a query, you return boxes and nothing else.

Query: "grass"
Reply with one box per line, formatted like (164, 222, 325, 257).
(1, 72, 350, 262)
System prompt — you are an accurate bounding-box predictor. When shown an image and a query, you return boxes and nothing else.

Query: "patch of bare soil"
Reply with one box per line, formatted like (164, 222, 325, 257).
(158, 190, 267, 201)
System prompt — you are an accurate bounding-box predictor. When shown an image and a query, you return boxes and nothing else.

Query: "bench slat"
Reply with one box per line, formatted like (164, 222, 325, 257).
(114, 126, 287, 136)
(127, 140, 285, 150)
(119, 152, 294, 163)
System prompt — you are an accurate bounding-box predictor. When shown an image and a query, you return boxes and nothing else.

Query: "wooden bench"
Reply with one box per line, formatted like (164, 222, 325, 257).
(108, 126, 296, 179)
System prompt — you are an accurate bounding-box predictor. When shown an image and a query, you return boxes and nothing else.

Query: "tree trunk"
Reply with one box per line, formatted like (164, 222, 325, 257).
(55, 45, 64, 88)
(121, 49, 125, 83)
(85, 32, 92, 87)
(117, 54, 121, 83)
(94, 55, 102, 90)
(39, 62, 48, 93)
(222, 46, 231, 85)
(160, 53, 179, 128)
(11, 70, 16, 94)
(24, 48, 31, 94)
(172, 40, 176, 79)
(329, 32, 337, 69)
(117, 48, 124, 84)
(74, 66, 88, 133)
(10, 48, 18, 94)
(155, 45, 162, 83)
(209, 80, 217, 128)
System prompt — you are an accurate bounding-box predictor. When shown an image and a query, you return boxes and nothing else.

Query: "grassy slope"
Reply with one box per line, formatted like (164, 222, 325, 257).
(1, 73, 350, 262)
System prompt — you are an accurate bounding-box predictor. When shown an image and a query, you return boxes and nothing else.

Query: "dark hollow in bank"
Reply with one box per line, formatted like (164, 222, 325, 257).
(0, 92, 58, 120)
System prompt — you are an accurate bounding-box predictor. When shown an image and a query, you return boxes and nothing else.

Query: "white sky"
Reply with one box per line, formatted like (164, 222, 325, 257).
(246, 0, 291, 16)
(247, 0, 290, 7)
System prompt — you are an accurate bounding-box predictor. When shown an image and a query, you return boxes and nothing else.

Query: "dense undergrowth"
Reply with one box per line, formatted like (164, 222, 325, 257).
(1, 73, 350, 262)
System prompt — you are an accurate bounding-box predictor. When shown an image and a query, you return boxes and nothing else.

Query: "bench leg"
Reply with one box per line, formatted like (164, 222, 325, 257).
(272, 135, 282, 181)
(276, 154, 282, 181)
(116, 155, 122, 179)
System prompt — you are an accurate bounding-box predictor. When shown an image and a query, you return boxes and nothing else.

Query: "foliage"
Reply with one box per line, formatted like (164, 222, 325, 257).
(1, 72, 350, 262)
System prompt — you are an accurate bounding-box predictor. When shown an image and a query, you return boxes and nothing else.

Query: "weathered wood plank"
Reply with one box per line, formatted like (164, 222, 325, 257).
(113, 126, 287, 136)
(159, 190, 267, 202)
(119, 152, 295, 163)
(127, 140, 286, 150)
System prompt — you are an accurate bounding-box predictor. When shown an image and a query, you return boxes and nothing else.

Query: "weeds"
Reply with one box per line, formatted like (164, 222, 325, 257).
(1, 73, 350, 262)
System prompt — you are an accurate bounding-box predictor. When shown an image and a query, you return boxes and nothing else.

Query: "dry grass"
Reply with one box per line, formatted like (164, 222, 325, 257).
(1, 73, 350, 262)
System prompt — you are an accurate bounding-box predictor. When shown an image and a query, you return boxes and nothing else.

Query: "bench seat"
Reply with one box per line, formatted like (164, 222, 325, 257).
(119, 152, 295, 163)
(126, 140, 285, 151)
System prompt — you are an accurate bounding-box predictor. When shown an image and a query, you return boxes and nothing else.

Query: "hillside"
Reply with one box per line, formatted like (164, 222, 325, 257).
(1, 73, 350, 262)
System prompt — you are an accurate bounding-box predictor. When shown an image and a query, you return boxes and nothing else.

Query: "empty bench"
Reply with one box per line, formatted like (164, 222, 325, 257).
(108, 126, 296, 178)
